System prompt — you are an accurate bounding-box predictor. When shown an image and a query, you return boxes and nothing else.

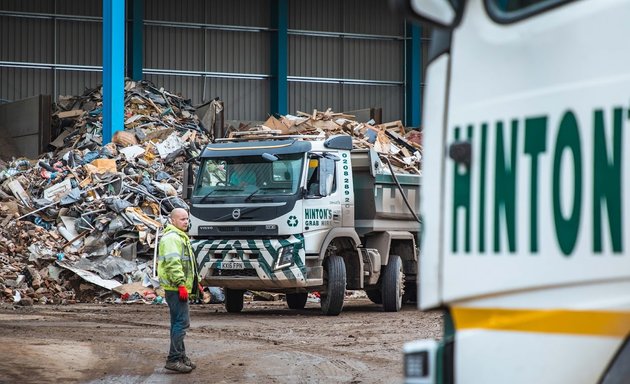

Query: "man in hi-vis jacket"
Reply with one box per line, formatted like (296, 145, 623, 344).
(158, 208, 200, 373)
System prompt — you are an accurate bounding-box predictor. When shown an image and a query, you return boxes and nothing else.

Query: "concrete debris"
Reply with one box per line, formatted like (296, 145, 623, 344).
(0, 79, 211, 304)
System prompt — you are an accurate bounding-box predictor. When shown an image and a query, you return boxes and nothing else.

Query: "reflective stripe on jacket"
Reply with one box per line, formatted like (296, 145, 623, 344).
(157, 224, 197, 292)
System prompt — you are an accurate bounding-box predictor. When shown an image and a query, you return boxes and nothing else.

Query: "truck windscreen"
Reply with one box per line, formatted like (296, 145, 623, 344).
(193, 153, 305, 199)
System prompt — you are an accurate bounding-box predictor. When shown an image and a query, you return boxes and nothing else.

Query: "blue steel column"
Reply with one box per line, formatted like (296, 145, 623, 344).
(126, 0, 143, 81)
(270, 0, 288, 115)
(103, 0, 125, 145)
(405, 23, 422, 128)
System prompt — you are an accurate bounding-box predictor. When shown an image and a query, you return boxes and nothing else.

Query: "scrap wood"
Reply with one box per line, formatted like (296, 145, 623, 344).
(263, 115, 290, 134)
(380, 120, 405, 135)
(55, 110, 84, 119)
(112, 281, 151, 296)
(233, 108, 422, 175)
(250, 290, 282, 301)
(385, 129, 418, 154)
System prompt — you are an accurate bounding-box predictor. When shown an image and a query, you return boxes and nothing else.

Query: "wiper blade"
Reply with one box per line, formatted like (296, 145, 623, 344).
(244, 188, 261, 202)
(199, 189, 217, 202)
(199, 187, 243, 202)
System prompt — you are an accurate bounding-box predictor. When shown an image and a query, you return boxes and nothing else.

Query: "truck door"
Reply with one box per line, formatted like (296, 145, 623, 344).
(302, 153, 344, 254)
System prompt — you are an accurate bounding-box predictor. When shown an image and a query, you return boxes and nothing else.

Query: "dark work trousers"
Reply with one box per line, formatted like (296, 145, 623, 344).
(165, 289, 190, 363)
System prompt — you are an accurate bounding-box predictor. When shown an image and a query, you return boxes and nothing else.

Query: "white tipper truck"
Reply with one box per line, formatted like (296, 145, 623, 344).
(390, 0, 630, 383)
(182, 133, 421, 315)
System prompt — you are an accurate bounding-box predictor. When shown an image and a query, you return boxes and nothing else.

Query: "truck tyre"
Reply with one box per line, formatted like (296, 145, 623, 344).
(286, 292, 308, 309)
(225, 288, 244, 313)
(321, 256, 346, 316)
(381, 254, 404, 312)
(365, 289, 382, 304)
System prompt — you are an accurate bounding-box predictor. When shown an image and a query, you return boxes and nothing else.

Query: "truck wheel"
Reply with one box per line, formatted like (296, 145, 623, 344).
(225, 288, 244, 313)
(381, 254, 404, 312)
(286, 292, 308, 309)
(365, 289, 382, 304)
(320, 256, 346, 316)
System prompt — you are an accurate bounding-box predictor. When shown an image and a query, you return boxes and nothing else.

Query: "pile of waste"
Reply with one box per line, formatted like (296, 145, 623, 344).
(0, 80, 216, 305)
(0, 83, 421, 305)
(241, 108, 423, 174)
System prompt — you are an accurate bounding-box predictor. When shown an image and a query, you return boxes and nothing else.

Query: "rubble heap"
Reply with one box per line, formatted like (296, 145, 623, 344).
(0, 80, 212, 305)
(246, 108, 423, 174)
(0, 88, 422, 305)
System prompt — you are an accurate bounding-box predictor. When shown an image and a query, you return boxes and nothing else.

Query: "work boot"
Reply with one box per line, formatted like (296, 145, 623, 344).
(183, 355, 197, 369)
(165, 360, 193, 373)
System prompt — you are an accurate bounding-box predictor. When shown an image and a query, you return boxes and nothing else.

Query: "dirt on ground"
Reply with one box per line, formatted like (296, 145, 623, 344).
(0, 296, 443, 384)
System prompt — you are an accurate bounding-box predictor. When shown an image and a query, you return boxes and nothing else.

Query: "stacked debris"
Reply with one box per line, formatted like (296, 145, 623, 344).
(0, 92, 420, 305)
(0, 80, 213, 304)
(243, 108, 423, 174)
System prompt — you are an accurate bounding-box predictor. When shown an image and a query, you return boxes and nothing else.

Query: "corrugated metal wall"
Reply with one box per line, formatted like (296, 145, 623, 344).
(288, 0, 405, 122)
(0, 0, 411, 122)
(0, 0, 103, 102)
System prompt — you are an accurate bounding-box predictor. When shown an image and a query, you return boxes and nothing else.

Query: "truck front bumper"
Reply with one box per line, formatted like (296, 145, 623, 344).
(192, 235, 322, 290)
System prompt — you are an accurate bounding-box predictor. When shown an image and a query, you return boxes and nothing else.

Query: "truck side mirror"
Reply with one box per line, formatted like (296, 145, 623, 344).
(389, 0, 459, 29)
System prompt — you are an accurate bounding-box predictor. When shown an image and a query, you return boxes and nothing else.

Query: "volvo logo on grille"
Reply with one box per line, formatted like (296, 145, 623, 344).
(232, 208, 241, 220)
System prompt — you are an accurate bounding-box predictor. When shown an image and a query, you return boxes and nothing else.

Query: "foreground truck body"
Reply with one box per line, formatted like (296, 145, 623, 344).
(393, 0, 630, 382)
(184, 134, 420, 315)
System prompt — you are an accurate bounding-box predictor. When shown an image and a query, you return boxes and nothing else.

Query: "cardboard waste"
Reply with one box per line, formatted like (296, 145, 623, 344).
(0, 83, 423, 305)
(251, 108, 422, 174)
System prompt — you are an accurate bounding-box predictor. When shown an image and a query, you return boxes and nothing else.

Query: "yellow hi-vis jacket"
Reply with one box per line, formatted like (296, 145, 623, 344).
(157, 224, 198, 292)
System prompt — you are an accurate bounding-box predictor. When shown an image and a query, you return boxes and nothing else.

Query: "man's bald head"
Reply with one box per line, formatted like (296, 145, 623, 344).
(170, 208, 189, 232)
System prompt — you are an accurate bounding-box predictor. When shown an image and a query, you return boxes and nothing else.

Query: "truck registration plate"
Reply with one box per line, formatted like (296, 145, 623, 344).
(220, 262, 245, 269)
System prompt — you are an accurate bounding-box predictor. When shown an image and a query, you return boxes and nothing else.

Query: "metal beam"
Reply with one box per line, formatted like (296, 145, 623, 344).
(270, 0, 288, 116)
(102, 0, 125, 145)
(127, 0, 143, 80)
(405, 23, 422, 128)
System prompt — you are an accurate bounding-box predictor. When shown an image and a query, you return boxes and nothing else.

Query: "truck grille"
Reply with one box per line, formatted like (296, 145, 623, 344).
(212, 251, 260, 260)
(212, 269, 257, 277)
(218, 226, 256, 232)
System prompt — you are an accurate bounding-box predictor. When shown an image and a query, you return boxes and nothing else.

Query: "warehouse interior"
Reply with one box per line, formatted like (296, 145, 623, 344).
(0, 0, 426, 308)
(0, 0, 430, 139)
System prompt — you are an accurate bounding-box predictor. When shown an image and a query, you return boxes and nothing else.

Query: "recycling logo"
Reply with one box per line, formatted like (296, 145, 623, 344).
(287, 215, 298, 227)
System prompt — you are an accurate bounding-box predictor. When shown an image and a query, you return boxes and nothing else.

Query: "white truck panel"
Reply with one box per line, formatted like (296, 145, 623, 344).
(402, 0, 630, 382)
(419, 53, 450, 310)
(455, 330, 619, 384)
(442, 0, 630, 301)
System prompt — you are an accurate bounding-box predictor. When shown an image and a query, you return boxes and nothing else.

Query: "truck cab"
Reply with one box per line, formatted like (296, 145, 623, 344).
(185, 133, 421, 315)
(394, 0, 630, 382)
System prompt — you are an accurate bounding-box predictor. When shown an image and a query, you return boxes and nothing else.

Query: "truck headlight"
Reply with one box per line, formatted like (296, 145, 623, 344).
(403, 339, 438, 383)
(405, 351, 428, 378)
(274, 245, 294, 270)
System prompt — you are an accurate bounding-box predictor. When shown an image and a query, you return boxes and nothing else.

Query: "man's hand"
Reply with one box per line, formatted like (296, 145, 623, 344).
(198, 283, 204, 294)
(178, 286, 188, 302)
